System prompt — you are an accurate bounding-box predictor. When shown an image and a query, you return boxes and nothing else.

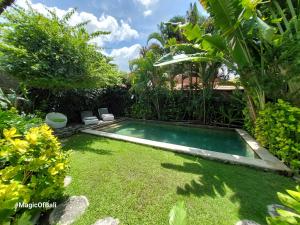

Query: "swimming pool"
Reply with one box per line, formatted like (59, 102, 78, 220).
(100, 120, 256, 158)
(82, 119, 291, 172)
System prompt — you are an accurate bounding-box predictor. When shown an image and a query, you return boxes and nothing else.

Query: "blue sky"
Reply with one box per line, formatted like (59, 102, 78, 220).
(17, 0, 207, 71)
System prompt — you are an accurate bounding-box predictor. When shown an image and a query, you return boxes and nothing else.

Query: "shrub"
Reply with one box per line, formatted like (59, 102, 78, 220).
(266, 186, 300, 225)
(0, 124, 69, 224)
(0, 108, 42, 137)
(130, 89, 245, 126)
(255, 100, 300, 170)
(243, 106, 255, 135)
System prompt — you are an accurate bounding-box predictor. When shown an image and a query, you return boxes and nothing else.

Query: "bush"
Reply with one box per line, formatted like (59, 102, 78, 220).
(255, 100, 300, 170)
(0, 124, 68, 224)
(130, 89, 245, 126)
(0, 108, 42, 137)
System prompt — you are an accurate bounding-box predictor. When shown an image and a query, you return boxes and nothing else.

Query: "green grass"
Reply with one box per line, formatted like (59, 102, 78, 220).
(63, 134, 296, 225)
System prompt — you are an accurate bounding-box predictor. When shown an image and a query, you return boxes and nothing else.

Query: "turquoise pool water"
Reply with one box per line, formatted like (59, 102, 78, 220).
(101, 121, 256, 158)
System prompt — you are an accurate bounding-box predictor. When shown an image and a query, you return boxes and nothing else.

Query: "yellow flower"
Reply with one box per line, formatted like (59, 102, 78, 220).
(25, 132, 38, 145)
(56, 163, 64, 170)
(48, 163, 64, 176)
(11, 139, 29, 153)
(3, 127, 17, 140)
(48, 167, 58, 175)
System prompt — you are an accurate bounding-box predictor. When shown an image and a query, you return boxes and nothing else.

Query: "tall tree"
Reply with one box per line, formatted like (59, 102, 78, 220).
(0, 6, 121, 89)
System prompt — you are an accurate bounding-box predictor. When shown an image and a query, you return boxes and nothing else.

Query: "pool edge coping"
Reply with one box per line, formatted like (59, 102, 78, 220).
(81, 122, 292, 174)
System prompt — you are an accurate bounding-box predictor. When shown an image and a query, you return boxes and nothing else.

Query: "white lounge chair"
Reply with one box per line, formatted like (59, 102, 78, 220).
(81, 111, 99, 125)
(98, 108, 114, 121)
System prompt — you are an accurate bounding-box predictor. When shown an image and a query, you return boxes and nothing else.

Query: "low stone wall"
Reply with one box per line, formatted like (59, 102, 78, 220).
(53, 119, 123, 138)
(53, 124, 87, 138)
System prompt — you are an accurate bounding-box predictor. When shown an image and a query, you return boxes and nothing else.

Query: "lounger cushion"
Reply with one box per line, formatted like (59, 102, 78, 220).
(83, 118, 99, 125)
(84, 116, 98, 120)
(102, 114, 114, 121)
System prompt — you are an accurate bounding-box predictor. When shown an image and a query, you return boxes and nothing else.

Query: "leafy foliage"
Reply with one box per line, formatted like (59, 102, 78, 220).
(0, 6, 121, 89)
(255, 100, 300, 170)
(130, 88, 245, 126)
(0, 124, 68, 224)
(267, 186, 300, 225)
(0, 108, 42, 137)
(0, 87, 28, 110)
(130, 50, 168, 120)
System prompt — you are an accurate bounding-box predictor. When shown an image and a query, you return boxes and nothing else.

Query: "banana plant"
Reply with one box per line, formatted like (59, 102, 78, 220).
(0, 87, 28, 110)
(155, 0, 300, 124)
(0, 88, 11, 109)
(267, 186, 300, 225)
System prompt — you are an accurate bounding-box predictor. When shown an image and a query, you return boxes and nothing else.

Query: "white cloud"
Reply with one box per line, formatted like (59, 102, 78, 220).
(105, 44, 142, 72)
(143, 10, 152, 17)
(135, 0, 158, 8)
(135, 0, 158, 18)
(15, 0, 139, 46)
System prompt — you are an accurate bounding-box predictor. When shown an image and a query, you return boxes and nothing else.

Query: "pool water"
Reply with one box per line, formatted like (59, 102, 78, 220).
(101, 121, 256, 158)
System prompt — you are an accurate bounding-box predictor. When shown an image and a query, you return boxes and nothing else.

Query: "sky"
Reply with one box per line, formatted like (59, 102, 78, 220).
(15, 0, 207, 71)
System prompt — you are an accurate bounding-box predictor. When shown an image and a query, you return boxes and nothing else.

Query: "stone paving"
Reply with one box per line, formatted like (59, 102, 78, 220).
(49, 196, 89, 225)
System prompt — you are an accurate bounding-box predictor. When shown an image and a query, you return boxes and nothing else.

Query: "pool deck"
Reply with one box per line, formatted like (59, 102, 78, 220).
(81, 120, 292, 175)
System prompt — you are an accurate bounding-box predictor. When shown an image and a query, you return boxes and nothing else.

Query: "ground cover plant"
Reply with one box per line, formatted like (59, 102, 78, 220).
(64, 134, 296, 225)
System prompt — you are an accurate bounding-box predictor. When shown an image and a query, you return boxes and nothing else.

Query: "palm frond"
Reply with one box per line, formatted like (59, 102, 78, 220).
(147, 32, 165, 46)
(72, 20, 90, 29)
(62, 8, 76, 22)
(88, 31, 110, 40)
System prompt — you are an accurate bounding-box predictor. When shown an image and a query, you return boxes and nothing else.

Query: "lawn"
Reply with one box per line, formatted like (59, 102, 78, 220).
(63, 134, 296, 225)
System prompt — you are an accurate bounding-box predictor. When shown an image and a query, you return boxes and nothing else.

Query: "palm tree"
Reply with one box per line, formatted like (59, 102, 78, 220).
(156, 0, 300, 121)
(147, 16, 186, 47)
(130, 50, 168, 119)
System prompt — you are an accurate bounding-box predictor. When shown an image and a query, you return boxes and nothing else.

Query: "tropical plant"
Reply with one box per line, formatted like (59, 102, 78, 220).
(147, 16, 186, 49)
(130, 50, 168, 120)
(0, 87, 28, 110)
(0, 124, 69, 224)
(0, 6, 121, 89)
(255, 100, 300, 170)
(267, 186, 300, 225)
(169, 201, 187, 225)
(155, 0, 300, 126)
(0, 88, 11, 110)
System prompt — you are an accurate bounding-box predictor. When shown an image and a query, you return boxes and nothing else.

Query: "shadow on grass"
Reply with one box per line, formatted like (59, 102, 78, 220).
(161, 153, 295, 224)
(62, 134, 112, 155)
